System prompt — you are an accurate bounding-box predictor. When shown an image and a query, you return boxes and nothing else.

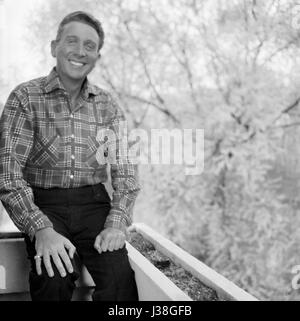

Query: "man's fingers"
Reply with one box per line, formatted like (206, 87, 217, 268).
(114, 234, 124, 250)
(35, 254, 43, 275)
(118, 231, 126, 247)
(52, 252, 67, 277)
(100, 237, 109, 252)
(43, 253, 54, 278)
(108, 234, 125, 251)
(94, 234, 102, 253)
(114, 240, 122, 251)
(118, 234, 126, 249)
(97, 229, 126, 253)
(107, 238, 116, 252)
(58, 249, 74, 274)
(64, 241, 76, 259)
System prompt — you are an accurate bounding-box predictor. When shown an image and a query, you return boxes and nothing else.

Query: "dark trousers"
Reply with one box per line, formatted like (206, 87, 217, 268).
(24, 183, 138, 301)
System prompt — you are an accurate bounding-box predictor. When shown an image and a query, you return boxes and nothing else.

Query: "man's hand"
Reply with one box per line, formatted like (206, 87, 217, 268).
(94, 227, 127, 253)
(34, 227, 76, 278)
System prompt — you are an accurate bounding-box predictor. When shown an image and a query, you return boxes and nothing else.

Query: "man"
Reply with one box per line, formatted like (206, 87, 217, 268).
(0, 11, 140, 301)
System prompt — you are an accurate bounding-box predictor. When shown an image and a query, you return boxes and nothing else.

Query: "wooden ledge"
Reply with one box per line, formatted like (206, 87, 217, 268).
(126, 242, 192, 301)
(0, 232, 24, 239)
(131, 223, 259, 301)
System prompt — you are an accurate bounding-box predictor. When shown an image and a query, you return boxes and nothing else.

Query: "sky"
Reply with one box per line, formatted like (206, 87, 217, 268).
(0, 0, 49, 99)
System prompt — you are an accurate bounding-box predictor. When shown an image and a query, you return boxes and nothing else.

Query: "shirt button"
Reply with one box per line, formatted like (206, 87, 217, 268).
(70, 175, 74, 179)
(71, 134, 75, 139)
(71, 155, 75, 160)
(70, 114, 74, 118)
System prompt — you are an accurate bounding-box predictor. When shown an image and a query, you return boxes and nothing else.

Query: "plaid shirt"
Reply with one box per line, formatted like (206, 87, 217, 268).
(0, 68, 140, 239)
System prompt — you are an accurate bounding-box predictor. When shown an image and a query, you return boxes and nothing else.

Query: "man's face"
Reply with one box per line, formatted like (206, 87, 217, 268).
(51, 21, 100, 83)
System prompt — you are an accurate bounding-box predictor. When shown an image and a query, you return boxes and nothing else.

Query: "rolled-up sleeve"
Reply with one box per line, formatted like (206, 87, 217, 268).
(0, 89, 53, 239)
(103, 96, 141, 232)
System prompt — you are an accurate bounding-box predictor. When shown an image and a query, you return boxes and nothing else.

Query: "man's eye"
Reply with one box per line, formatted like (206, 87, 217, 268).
(85, 43, 96, 51)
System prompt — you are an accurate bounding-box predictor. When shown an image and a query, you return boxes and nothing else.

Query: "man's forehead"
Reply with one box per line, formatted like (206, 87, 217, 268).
(60, 21, 99, 40)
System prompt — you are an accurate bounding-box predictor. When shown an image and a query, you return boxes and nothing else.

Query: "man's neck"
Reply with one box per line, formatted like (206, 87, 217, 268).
(57, 70, 85, 106)
(67, 81, 83, 98)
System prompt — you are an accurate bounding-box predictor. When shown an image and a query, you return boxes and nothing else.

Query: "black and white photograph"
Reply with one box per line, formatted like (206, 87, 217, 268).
(0, 0, 299, 307)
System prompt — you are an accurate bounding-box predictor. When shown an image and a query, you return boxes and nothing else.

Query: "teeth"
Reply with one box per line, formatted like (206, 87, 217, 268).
(70, 60, 84, 67)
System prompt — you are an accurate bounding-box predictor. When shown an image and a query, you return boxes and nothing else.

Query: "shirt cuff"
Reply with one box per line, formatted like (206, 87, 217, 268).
(24, 210, 54, 241)
(103, 210, 130, 233)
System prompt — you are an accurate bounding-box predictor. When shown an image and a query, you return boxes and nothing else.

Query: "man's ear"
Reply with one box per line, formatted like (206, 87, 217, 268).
(97, 53, 101, 61)
(51, 40, 57, 58)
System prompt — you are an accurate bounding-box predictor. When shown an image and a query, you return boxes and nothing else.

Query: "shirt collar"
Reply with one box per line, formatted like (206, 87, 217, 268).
(44, 67, 101, 98)
(81, 77, 101, 98)
(44, 68, 65, 93)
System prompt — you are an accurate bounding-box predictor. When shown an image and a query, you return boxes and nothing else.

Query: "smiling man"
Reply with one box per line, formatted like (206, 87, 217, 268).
(0, 11, 140, 301)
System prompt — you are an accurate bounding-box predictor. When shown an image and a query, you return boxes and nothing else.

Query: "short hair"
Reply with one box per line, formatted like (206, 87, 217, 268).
(56, 11, 105, 51)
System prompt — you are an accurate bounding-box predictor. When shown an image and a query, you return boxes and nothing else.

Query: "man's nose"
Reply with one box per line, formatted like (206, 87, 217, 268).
(75, 43, 86, 57)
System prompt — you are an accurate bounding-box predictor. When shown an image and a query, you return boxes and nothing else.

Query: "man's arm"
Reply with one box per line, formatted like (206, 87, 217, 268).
(0, 89, 53, 239)
(0, 89, 76, 277)
(94, 96, 140, 253)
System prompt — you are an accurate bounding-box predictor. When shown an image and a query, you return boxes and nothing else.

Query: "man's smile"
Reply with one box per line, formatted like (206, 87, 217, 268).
(69, 59, 86, 67)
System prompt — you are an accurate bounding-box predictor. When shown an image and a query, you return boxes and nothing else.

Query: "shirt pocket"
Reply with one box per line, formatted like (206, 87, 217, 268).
(29, 134, 60, 167)
(85, 135, 108, 168)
